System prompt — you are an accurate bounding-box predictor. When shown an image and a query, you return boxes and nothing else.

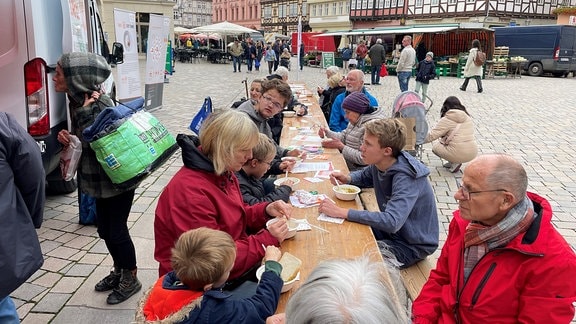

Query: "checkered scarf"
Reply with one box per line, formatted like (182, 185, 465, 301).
(463, 196, 534, 282)
(59, 52, 111, 106)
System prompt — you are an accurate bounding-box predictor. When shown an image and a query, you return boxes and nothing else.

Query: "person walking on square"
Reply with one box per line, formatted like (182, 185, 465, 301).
(230, 39, 243, 73)
(341, 45, 353, 73)
(356, 40, 368, 72)
(414, 52, 436, 102)
(460, 39, 483, 93)
(397, 35, 416, 92)
(265, 44, 276, 75)
(368, 38, 386, 85)
(255, 40, 263, 72)
(54, 52, 141, 305)
(413, 154, 576, 323)
(319, 118, 439, 268)
(273, 40, 281, 71)
(245, 39, 256, 73)
(299, 43, 305, 70)
(0, 112, 45, 323)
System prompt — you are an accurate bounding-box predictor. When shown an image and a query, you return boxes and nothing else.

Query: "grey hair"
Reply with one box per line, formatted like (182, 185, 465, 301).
(326, 65, 340, 76)
(376, 38, 382, 44)
(475, 154, 528, 202)
(285, 257, 409, 324)
(275, 66, 289, 79)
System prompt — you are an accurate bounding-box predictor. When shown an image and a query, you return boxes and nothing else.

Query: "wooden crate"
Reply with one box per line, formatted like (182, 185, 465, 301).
(493, 46, 509, 57)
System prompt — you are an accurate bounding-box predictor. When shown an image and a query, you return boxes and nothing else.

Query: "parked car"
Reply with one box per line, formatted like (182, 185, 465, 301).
(0, 0, 122, 194)
(494, 25, 576, 77)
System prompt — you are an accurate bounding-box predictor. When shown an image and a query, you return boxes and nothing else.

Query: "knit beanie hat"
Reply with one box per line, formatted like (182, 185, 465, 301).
(58, 52, 111, 105)
(426, 51, 434, 58)
(342, 92, 370, 114)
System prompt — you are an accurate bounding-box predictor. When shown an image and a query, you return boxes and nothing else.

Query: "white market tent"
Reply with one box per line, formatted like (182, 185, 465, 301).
(174, 26, 195, 34)
(191, 21, 259, 35)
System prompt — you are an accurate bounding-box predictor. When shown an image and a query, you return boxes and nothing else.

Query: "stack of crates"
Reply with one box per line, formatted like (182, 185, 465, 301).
(492, 46, 509, 77)
(457, 56, 468, 78)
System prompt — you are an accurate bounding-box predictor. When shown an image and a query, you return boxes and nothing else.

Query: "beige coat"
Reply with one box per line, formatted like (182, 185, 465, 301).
(425, 109, 478, 164)
(463, 48, 483, 78)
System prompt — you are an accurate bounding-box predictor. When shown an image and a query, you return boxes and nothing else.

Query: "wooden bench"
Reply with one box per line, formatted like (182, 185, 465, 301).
(359, 188, 435, 300)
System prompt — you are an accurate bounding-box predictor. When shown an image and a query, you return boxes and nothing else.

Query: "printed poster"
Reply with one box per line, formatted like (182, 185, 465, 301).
(114, 8, 141, 100)
(144, 14, 169, 110)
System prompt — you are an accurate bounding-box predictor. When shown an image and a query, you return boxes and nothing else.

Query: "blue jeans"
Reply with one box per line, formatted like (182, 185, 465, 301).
(0, 297, 19, 324)
(371, 64, 382, 84)
(233, 56, 242, 72)
(398, 71, 412, 92)
(246, 57, 253, 71)
(357, 58, 365, 71)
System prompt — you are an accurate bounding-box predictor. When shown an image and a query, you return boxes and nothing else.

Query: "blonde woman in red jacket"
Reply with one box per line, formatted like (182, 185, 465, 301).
(154, 110, 292, 289)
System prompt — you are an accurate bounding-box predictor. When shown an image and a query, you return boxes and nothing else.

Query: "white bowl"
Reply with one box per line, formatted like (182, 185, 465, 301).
(256, 264, 300, 293)
(266, 217, 299, 239)
(302, 144, 320, 153)
(282, 111, 296, 118)
(273, 177, 300, 187)
(332, 184, 361, 201)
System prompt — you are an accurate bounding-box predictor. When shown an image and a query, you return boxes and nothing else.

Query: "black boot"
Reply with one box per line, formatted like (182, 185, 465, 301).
(460, 78, 469, 91)
(94, 266, 121, 292)
(106, 268, 142, 305)
(475, 76, 483, 93)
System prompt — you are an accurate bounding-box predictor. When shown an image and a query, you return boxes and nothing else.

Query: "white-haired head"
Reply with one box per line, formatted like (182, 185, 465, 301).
(285, 257, 409, 324)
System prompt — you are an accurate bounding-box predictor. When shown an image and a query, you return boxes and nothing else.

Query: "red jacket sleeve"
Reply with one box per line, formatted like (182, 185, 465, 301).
(412, 218, 460, 323)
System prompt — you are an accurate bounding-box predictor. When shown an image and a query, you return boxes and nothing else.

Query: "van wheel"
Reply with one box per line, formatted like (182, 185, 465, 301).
(46, 169, 77, 195)
(527, 62, 543, 76)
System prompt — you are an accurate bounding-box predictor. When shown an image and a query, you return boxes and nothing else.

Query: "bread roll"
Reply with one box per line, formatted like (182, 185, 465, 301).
(279, 252, 302, 282)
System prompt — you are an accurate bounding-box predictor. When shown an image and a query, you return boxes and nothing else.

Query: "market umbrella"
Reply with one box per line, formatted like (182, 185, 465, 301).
(174, 27, 195, 35)
(191, 21, 259, 35)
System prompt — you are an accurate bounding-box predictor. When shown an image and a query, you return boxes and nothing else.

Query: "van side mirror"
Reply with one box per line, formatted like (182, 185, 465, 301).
(111, 42, 124, 65)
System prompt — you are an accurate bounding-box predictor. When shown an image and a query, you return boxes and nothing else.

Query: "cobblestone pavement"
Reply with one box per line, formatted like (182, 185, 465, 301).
(12, 57, 576, 323)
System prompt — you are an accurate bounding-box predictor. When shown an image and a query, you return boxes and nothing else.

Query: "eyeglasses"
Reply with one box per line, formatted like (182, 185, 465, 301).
(456, 181, 508, 200)
(261, 95, 284, 111)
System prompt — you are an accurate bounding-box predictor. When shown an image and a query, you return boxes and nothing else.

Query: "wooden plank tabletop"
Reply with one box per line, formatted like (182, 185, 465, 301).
(274, 85, 382, 312)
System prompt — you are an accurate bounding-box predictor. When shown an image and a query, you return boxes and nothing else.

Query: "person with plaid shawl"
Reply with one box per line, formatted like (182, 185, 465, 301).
(413, 154, 576, 323)
(54, 52, 141, 305)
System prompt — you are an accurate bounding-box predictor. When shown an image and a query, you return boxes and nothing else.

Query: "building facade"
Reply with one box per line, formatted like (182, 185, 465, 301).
(212, 0, 261, 30)
(349, 0, 576, 29)
(308, 0, 352, 32)
(260, 0, 310, 34)
(174, 0, 213, 29)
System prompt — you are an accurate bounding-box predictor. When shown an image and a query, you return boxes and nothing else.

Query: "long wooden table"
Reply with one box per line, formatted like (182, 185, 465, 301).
(274, 85, 383, 312)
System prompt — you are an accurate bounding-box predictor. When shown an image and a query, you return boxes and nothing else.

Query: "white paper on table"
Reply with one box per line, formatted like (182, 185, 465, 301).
(291, 161, 334, 173)
(304, 177, 324, 183)
(292, 135, 323, 142)
(291, 219, 312, 231)
(318, 213, 345, 224)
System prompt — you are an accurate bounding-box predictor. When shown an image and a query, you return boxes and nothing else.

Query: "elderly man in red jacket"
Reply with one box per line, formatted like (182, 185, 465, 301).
(413, 153, 576, 323)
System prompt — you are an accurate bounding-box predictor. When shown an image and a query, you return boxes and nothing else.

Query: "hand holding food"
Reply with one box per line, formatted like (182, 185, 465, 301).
(264, 245, 282, 262)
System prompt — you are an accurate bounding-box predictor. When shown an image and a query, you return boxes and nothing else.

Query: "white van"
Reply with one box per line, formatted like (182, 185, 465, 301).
(0, 0, 122, 194)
